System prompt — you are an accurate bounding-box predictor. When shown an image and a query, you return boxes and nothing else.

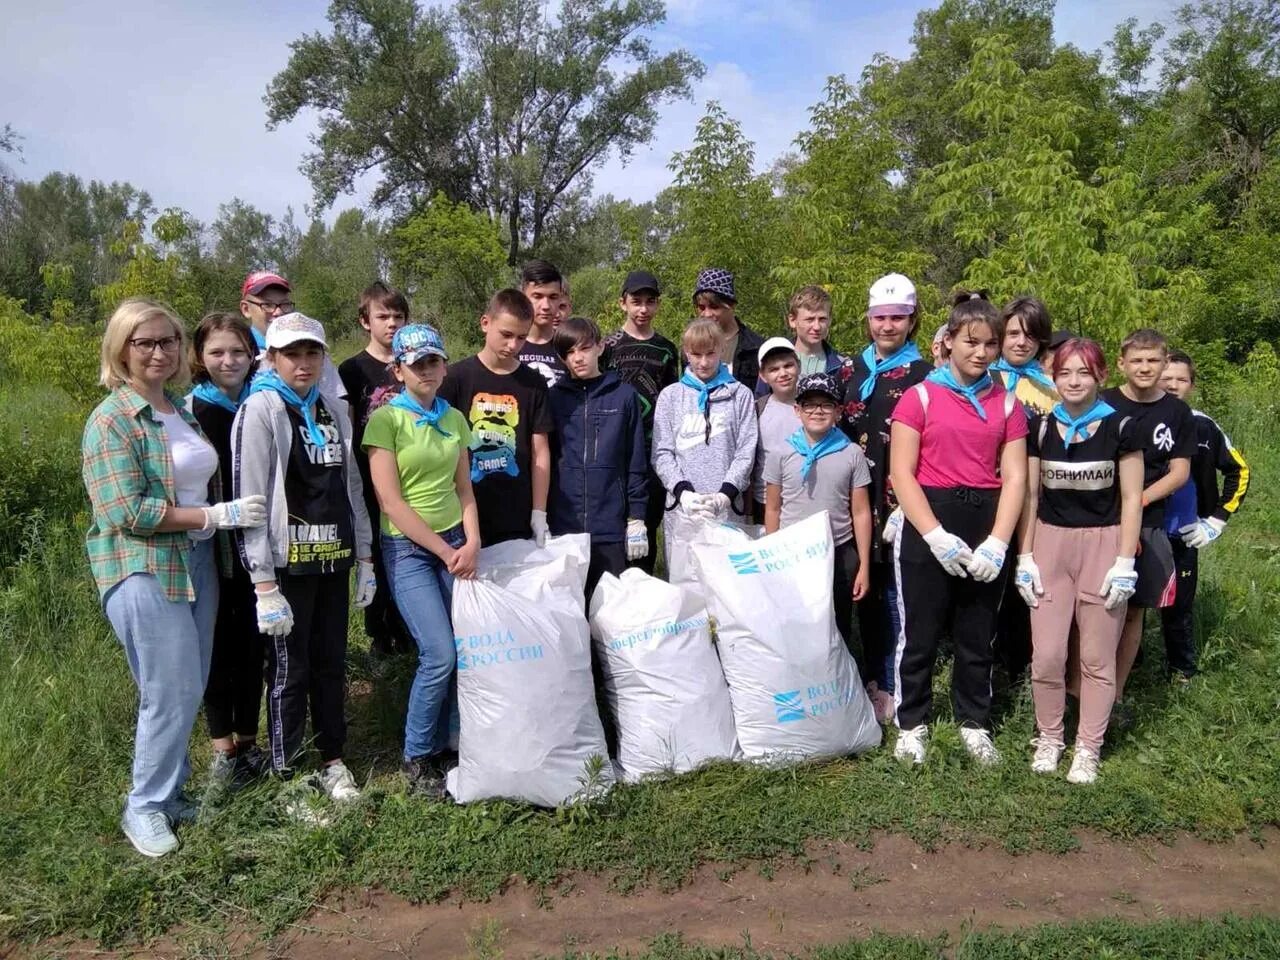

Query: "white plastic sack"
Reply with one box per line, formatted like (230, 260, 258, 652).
(664, 510, 754, 589)
(691, 511, 881, 761)
(448, 534, 614, 805)
(589, 569, 740, 780)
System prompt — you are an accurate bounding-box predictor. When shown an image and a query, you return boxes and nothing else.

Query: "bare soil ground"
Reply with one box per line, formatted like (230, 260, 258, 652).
(255, 829, 1279, 959)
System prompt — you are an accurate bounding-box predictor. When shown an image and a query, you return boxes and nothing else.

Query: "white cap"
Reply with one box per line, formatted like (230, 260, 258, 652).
(757, 336, 798, 367)
(264, 312, 328, 351)
(868, 273, 917, 317)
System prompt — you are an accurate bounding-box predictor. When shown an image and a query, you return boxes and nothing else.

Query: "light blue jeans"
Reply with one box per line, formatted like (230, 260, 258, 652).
(382, 528, 463, 760)
(104, 538, 218, 815)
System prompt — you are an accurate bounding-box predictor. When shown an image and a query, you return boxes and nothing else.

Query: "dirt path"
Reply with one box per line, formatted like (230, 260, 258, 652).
(264, 830, 1279, 958)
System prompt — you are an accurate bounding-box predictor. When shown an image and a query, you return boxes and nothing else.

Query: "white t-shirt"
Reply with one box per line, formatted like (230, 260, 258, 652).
(156, 409, 218, 507)
(753, 396, 801, 503)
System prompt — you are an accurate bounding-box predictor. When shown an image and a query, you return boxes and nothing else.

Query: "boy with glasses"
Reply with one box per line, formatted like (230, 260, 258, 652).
(240, 270, 346, 399)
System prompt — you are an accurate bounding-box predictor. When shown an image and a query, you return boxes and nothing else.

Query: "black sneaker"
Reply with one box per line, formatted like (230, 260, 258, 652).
(233, 744, 268, 787)
(402, 756, 446, 799)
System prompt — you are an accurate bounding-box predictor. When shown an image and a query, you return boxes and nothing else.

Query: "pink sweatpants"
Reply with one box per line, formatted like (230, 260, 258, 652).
(1028, 522, 1126, 752)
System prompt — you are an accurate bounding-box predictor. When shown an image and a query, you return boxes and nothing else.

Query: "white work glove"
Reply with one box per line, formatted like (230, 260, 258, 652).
(703, 492, 732, 520)
(1179, 516, 1225, 549)
(881, 507, 904, 545)
(678, 490, 707, 517)
(1014, 553, 1044, 608)
(964, 535, 1008, 583)
(922, 525, 973, 578)
(1098, 556, 1138, 611)
(625, 518, 648, 560)
(202, 494, 267, 531)
(530, 509, 549, 547)
(255, 586, 294, 636)
(352, 559, 376, 609)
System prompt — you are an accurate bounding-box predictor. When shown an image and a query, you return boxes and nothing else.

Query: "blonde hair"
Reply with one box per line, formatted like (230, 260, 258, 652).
(681, 318, 724, 355)
(99, 298, 190, 389)
(788, 284, 831, 316)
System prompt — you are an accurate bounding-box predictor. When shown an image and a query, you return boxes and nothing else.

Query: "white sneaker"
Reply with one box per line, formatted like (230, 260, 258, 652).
(1067, 746, 1100, 784)
(121, 809, 179, 858)
(1029, 736, 1065, 774)
(319, 761, 362, 803)
(280, 778, 332, 827)
(959, 727, 1001, 766)
(893, 725, 929, 765)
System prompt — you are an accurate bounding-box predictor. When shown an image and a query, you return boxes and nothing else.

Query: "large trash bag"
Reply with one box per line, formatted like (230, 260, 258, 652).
(589, 568, 740, 780)
(690, 511, 882, 761)
(448, 534, 613, 805)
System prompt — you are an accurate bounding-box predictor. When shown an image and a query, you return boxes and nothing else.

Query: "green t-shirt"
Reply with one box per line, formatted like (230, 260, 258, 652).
(362, 402, 472, 537)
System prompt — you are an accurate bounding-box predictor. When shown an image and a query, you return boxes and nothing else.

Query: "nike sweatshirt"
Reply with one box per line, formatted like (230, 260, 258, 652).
(651, 377, 758, 511)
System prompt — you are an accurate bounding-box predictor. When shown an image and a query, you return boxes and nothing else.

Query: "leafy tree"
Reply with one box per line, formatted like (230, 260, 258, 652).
(288, 209, 387, 340)
(92, 210, 205, 323)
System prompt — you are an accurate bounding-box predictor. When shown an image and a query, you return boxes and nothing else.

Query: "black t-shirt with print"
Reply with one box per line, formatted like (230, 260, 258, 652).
(439, 356, 553, 545)
(600, 329, 680, 441)
(1101, 388, 1197, 529)
(518, 340, 568, 389)
(338, 349, 396, 506)
(283, 402, 355, 575)
(1028, 412, 1138, 528)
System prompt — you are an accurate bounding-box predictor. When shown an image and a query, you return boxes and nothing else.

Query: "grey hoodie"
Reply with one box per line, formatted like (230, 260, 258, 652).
(231, 389, 371, 583)
(652, 378, 758, 503)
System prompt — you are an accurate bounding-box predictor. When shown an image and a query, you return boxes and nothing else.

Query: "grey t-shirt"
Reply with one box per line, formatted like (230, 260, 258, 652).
(753, 396, 801, 503)
(764, 438, 871, 546)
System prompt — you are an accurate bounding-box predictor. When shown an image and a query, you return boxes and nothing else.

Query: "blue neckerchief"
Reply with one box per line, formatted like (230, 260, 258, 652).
(249, 369, 325, 447)
(1051, 398, 1115, 445)
(787, 427, 851, 480)
(992, 357, 1056, 392)
(927, 366, 993, 420)
(858, 342, 923, 401)
(251, 326, 267, 351)
(388, 391, 453, 438)
(679, 364, 736, 412)
(190, 379, 247, 414)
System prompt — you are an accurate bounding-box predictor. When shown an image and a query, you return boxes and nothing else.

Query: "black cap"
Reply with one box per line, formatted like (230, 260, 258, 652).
(1049, 330, 1074, 349)
(795, 372, 842, 404)
(621, 270, 661, 296)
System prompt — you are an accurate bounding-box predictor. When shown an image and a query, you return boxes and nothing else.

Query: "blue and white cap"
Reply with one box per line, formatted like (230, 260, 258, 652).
(694, 267, 736, 304)
(392, 324, 448, 365)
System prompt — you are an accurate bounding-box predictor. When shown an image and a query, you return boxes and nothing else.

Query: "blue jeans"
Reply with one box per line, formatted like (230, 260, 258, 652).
(104, 538, 218, 815)
(382, 527, 464, 760)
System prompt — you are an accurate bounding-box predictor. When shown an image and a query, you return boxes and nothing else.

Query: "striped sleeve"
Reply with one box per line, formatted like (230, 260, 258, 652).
(1209, 418, 1249, 521)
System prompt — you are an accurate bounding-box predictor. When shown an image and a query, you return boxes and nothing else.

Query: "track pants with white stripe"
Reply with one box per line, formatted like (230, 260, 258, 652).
(266, 569, 350, 773)
(893, 487, 1007, 731)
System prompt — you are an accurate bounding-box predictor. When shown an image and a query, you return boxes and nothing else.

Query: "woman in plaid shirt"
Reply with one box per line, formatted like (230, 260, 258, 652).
(82, 299, 267, 858)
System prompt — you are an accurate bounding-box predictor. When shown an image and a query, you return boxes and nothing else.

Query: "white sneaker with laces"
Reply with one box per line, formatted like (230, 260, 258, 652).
(1067, 746, 1100, 784)
(893, 724, 929, 765)
(319, 761, 362, 803)
(121, 809, 179, 858)
(959, 727, 1001, 766)
(1029, 736, 1065, 774)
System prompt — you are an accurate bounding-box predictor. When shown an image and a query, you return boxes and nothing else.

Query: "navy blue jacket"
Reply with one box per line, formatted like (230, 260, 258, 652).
(548, 371, 648, 544)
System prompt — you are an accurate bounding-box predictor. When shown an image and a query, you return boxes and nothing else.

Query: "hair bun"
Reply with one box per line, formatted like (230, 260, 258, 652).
(951, 288, 990, 307)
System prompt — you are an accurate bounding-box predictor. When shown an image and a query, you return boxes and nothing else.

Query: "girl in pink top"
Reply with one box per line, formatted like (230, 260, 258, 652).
(888, 291, 1028, 767)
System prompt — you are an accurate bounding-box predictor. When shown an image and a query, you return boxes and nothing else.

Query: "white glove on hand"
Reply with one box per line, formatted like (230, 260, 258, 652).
(625, 518, 648, 560)
(922, 526, 973, 578)
(964, 535, 1008, 583)
(1014, 553, 1044, 607)
(703, 492, 732, 519)
(1099, 556, 1138, 611)
(353, 559, 376, 609)
(255, 586, 294, 636)
(678, 490, 708, 517)
(1179, 516, 1225, 549)
(530, 509, 549, 547)
(881, 507, 904, 545)
(203, 494, 268, 531)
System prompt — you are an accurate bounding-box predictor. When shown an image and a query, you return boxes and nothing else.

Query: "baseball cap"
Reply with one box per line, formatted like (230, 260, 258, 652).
(757, 336, 798, 368)
(264, 312, 327, 351)
(795, 372, 842, 404)
(867, 273, 917, 317)
(1049, 330, 1074, 349)
(393, 324, 448, 365)
(621, 270, 661, 297)
(242, 270, 291, 298)
(693, 267, 736, 303)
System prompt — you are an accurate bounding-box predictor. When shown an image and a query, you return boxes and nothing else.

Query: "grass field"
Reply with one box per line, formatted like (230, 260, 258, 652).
(0, 358, 1276, 951)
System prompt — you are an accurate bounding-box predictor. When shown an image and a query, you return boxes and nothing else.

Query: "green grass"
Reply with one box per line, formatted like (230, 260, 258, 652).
(549, 916, 1280, 959)
(0, 385, 1277, 949)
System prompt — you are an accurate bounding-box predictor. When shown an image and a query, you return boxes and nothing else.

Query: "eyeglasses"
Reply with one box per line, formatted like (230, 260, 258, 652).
(128, 335, 182, 354)
(799, 400, 838, 413)
(245, 298, 294, 314)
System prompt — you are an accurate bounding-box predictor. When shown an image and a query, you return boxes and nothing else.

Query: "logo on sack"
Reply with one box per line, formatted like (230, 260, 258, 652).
(773, 690, 806, 723)
(454, 630, 545, 670)
(728, 536, 828, 576)
(610, 614, 710, 651)
(729, 552, 760, 575)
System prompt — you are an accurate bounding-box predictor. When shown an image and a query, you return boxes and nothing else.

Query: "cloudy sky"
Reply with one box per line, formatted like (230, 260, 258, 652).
(0, 0, 1176, 225)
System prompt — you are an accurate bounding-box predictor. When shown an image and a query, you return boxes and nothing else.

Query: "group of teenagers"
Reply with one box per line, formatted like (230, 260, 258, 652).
(82, 259, 1249, 859)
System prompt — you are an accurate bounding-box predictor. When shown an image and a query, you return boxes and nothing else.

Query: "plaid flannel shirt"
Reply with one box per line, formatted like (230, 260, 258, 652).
(82, 387, 217, 602)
